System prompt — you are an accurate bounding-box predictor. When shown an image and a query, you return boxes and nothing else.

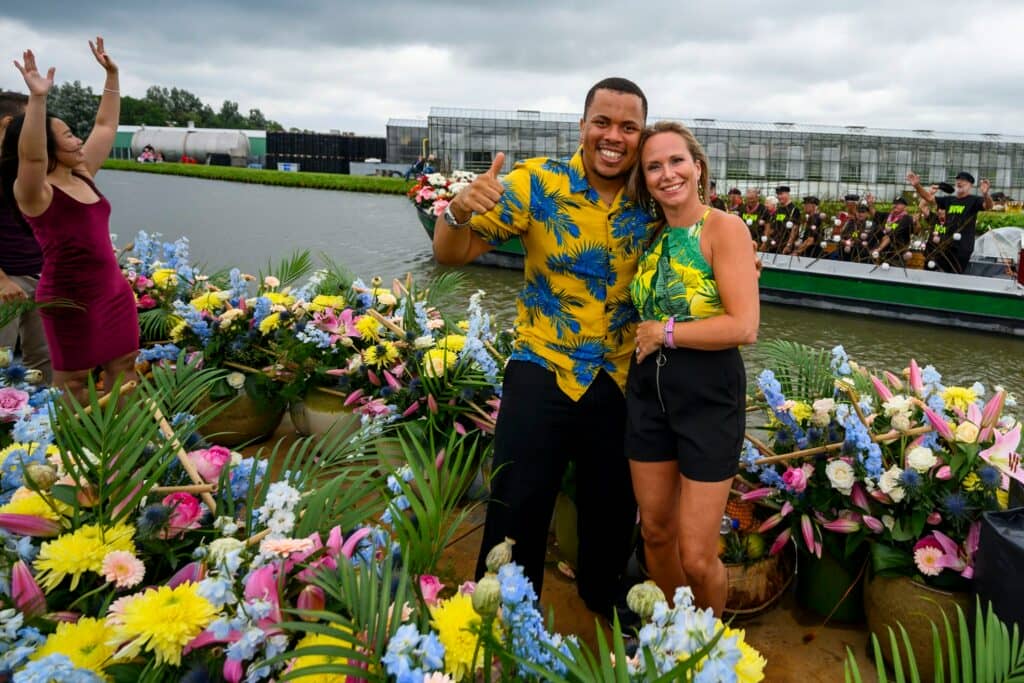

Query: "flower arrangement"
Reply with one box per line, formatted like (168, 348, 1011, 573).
(119, 230, 202, 343)
(738, 342, 1018, 588)
(407, 170, 478, 217)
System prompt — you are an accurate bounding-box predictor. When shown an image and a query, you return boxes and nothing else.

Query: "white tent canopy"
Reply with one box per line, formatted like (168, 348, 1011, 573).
(973, 227, 1024, 260)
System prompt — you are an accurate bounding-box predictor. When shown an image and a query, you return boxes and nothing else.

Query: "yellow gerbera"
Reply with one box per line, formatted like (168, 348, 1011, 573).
(190, 291, 230, 312)
(0, 488, 72, 521)
(355, 315, 382, 342)
(151, 268, 178, 289)
(265, 291, 295, 307)
(430, 593, 488, 681)
(34, 523, 136, 591)
(259, 312, 282, 335)
(310, 294, 346, 312)
(942, 386, 977, 413)
(31, 617, 116, 679)
(363, 342, 399, 368)
(106, 583, 217, 667)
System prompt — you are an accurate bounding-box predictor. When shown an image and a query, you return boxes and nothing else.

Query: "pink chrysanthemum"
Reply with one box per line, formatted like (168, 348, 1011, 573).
(914, 546, 944, 577)
(259, 537, 316, 557)
(102, 551, 146, 589)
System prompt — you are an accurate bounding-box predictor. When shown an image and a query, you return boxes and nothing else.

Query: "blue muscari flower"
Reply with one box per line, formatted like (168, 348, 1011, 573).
(978, 465, 1001, 489)
(899, 469, 922, 491)
(13, 653, 103, 682)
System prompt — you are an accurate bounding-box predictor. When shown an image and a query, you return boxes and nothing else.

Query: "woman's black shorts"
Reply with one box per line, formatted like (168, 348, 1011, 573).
(625, 345, 746, 482)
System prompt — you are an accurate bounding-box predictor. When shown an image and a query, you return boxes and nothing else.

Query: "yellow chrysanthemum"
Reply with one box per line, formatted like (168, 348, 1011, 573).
(942, 386, 977, 413)
(363, 342, 399, 368)
(456, 320, 469, 332)
(259, 312, 282, 335)
(355, 315, 382, 342)
(0, 442, 59, 468)
(437, 334, 467, 352)
(423, 348, 458, 378)
(190, 291, 230, 312)
(34, 523, 136, 591)
(106, 583, 217, 667)
(963, 472, 983, 492)
(997, 489, 1009, 509)
(0, 488, 71, 521)
(169, 319, 188, 342)
(430, 593, 487, 681)
(151, 268, 178, 289)
(265, 291, 295, 307)
(288, 628, 366, 681)
(720, 625, 766, 682)
(790, 402, 813, 423)
(310, 294, 346, 312)
(31, 617, 116, 678)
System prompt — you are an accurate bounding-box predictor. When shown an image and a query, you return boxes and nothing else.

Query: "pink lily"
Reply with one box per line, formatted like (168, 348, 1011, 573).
(922, 405, 955, 441)
(884, 371, 904, 391)
(0, 513, 61, 537)
(769, 527, 792, 556)
(967, 402, 983, 427)
(870, 375, 893, 402)
(11, 561, 46, 618)
(383, 370, 402, 391)
(822, 517, 861, 533)
(367, 369, 381, 386)
(870, 489, 893, 504)
(326, 525, 372, 562)
(401, 402, 420, 418)
(454, 421, 467, 436)
(979, 423, 1024, 485)
(981, 391, 1007, 428)
(224, 659, 244, 683)
(930, 530, 969, 575)
(419, 575, 445, 606)
(296, 585, 326, 620)
(167, 561, 204, 588)
(458, 581, 477, 595)
(740, 487, 775, 502)
(800, 514, 815, 551)
(427, 394, 438, 415)
(343, 388, 365, 406)
(935, 465, 952, 480)
(849, 483, 871, 512)
(244, 565, 282, 628)
(354, 398, 391, 417)
(927, 511, 942, 525)
(862, 515, 884, 533)
(962, 522, 981, 579)
(908, 359, 924, 396)
(435, 449, 446, 469)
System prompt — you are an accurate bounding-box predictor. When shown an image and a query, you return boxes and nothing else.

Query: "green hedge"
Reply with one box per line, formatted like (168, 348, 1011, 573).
(102, 160, 414, 195)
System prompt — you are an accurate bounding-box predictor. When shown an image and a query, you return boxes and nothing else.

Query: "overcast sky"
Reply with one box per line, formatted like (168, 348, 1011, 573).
(2, 1, 1023, 137)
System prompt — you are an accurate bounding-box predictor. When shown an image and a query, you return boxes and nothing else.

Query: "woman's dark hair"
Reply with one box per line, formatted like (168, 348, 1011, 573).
(0, 113, 59, 222)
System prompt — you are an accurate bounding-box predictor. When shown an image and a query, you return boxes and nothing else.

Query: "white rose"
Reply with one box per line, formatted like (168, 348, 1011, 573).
(377, 293, 397, 307)
(208, 537, 245, 565)
(413, 335, 436, 350)
(825, 460, 855, 495)
(878, 465, 906, 502)
(0, 347, 12, 368)
(891, 413, 912, 432)
(882, 395, 913, 417)
(955, 421, 979, 443)
(906, 446, 937, 473)
(882, 514, 895, 531)
(226, 372, 246, 390)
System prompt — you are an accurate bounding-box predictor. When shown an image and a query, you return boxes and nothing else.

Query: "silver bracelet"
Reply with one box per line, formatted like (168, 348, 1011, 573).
(103, 88, 119, 94)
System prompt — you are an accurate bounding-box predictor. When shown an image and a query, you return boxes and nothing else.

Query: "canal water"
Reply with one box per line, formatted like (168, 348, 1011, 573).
(100, 171, 1024, 398)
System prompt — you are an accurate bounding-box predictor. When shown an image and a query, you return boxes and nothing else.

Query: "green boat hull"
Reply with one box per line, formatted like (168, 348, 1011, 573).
(416, 205, 1024, 335)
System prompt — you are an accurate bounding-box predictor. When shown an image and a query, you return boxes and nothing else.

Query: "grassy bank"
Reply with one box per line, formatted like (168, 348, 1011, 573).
(102, 160, 413, 195)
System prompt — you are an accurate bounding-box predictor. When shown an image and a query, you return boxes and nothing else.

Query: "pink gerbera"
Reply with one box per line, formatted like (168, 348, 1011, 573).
(914, 546, 944, 577)
(259, 537, 316, 557)
(102, 551, 146, 589)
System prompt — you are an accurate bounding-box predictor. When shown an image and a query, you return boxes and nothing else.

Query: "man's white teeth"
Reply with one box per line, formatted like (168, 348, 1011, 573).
(599, 149, 623, 161)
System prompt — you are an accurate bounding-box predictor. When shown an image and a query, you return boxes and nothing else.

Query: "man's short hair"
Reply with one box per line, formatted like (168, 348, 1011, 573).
(583, 77, 648, 120)
(0, 92, 28, 118)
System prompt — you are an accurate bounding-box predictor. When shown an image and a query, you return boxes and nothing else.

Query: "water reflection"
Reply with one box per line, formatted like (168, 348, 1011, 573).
(101, 171, 1024, 398)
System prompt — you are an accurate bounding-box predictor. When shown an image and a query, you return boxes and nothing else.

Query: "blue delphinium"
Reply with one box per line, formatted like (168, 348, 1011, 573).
(229, 457, 268, 502)
(13, 653, 103, 683)
(496, 563, 576, 678)
(382, 622, 445, 683)
(841, 413, 883, 480)
(0, 610, 45, 679)
(830, 345, 852, 376)
(138, 343, 181, 363)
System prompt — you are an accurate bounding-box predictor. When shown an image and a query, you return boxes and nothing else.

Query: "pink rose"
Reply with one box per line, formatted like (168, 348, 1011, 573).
(431, 199, 450, 217)
(187, 446, 232, 482)
(134, 275, 153, 291)
(137, 294, 158, 310)
(0, 388, 29, 422)
(782, 465, 810, 493)
(419, 575, 445, 606)
(162, 492, 203, 537)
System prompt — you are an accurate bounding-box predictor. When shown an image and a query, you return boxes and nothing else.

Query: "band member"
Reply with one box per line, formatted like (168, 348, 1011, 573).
(907, 170, 993, 273)
(772, 185, 800, 254)
(708, 179, 726, 210)
(738, 188, 769, 247)
(873, 195, 913, 262)
(840, 202, 874, 262)
(789, 195, 824, 258)
(726, 187, 743, 214)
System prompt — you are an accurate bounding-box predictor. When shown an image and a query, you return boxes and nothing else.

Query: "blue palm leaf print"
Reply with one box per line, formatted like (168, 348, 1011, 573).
(496, 179, 525, 227)
(545, 243, 615, 301)
(509, 341, 552, 370)
(607, 296, 640, 345)
(530, 174, 581, 246)
(612, 204, 655, 255)
(546, 337, 615, 386)
(521, 273, 584, 339)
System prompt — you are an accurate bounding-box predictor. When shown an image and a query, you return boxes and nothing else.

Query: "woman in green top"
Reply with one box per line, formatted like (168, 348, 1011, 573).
(625, 121, 760, 615)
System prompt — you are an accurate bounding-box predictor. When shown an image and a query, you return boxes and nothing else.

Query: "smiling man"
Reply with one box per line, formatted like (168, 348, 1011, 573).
(433, 77, 655, 619)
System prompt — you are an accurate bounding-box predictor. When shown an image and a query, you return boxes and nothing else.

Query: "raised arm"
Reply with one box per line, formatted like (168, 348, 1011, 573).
(12, 50, 54, 216)
(980, 178, 994, 211)
(906, 171, 935, 204)
(80, 37, 119, 177)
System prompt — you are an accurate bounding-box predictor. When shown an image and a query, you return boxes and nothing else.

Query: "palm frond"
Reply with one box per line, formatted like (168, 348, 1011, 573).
(0, 298, 82, 329)
(138, 308, 173, 343)
(316, 251, 357, 295)
(261, 249, 314, 290)
(759, 339, 836, 402)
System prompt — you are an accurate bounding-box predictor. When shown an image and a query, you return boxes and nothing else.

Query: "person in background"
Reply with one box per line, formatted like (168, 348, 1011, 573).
(789, 195, 824, 258)
(405, 154, 425, 180)
(1, 40, 138, 402)
(840, 202, 873, 262)
(422, 153, 437, 174)
(762, 196, 779, 252)
(627, 121, 758, 614)
(772, 185, 800, 254)
(0, 94, 51, 382)
(873, 195, 913, 263)
(907, 170, 993, 273)
(726, 187, 743, 214)
(708, 179, 726, 210)
(738, 188, 768, 245)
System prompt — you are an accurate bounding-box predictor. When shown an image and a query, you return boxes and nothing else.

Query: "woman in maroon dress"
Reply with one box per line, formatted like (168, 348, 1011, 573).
(1, 39, 137, 402)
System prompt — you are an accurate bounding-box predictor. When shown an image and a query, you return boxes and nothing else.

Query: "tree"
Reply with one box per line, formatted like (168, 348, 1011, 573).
(47, 81, 99, 138)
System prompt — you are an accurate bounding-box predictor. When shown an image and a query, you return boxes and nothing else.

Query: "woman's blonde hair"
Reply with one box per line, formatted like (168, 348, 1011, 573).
(628, 121, 711, 222)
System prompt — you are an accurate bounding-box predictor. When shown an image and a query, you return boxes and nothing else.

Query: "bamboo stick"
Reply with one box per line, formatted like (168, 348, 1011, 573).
(80, 380, 138, 415)
(151, 483, 217, 495)
(366, 309, 406, 338)
(147, 400, 218, 513)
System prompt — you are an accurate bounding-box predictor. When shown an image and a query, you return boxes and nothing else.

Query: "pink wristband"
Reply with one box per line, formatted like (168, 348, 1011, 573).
(664, 317, 676, 349)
